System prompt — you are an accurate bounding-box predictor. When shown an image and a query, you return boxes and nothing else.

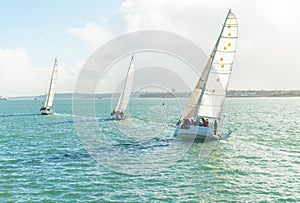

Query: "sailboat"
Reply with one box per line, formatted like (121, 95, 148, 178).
(111, 55, 135, 120)
(0, 96, 8, 100)
(174, 9, 238, 141)
(40, 58, 58, 115)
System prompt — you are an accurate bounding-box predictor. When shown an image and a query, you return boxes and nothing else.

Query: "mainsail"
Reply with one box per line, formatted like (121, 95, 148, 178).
(44, 58, 58, 108)
(115, 56, 135, 112)
(180, 52, 213, 120)
(181, 9, 238, 120)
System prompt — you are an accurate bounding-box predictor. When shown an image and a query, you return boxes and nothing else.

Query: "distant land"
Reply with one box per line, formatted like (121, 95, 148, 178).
(140, 90, 300, 98)
(3, 90, 300, 100)
(227, 90, 300, 97)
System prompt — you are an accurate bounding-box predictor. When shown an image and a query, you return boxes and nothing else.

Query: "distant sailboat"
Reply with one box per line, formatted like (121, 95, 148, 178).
(40, 58, 58, 115)
(111, 56, 135, 120)
(174, 9, 238, 141)
(0, 96, 8, 100)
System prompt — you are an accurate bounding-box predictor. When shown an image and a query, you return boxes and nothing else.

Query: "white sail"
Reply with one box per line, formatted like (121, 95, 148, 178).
(115, 56, 135, 112)
(180, 52, 213, 120)
(44, 58, 58, 108)
(181, 10, 238, 121)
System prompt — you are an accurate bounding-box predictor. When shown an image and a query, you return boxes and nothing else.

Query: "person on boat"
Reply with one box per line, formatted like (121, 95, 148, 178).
(214, 120, 218, 135)
(180, 119, 185, 128)
(205, 119, 209, 127)
(176, 119, 181, 126)
(181, 119, 189, 129)
(200, 117, 205, 126)
(190, 118, 194, 125)
(120, 111, 124, 118)
(187, 119, 191, 126)
(181, 119, 185, 128)
(201, 117, 209, 127)
(40, 106, 50, 111)
(194, 117, 201, 126)
(111, 110, 115, 116)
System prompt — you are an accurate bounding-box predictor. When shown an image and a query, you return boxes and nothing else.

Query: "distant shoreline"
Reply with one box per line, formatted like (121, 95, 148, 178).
(139, 90, 300, 98)
(3, 90, 300, 100)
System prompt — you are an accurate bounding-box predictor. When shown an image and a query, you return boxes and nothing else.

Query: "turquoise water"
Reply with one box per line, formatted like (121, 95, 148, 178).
(0, 98, 299, 202)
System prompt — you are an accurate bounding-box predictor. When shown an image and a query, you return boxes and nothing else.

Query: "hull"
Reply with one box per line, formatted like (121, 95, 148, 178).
(112, 113, 123, 120)
(40, 109, 53, 115)
(174, 125, 221, 142)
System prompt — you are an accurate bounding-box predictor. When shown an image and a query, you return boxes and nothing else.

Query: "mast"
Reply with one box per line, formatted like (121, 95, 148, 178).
(194, 9, 233, 119)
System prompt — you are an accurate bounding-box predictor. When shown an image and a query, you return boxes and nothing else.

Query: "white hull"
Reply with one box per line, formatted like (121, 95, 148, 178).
(40, 109, 53, 115)
(112, 113, 122, 120)
(112, 113, 127, 120)
(174, 125, 222, 141)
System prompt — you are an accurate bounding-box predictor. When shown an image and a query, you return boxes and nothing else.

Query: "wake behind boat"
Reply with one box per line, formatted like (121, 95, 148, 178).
(111, 55, 135, 120)
(174, 9, 238, 141)
(40, 58, 58, 115)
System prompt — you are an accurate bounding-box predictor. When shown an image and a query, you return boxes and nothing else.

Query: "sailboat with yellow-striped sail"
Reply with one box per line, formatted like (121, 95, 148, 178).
(174, 9, 238, 141)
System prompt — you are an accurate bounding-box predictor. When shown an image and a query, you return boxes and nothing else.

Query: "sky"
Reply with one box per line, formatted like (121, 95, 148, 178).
(1, 0, 300, 97)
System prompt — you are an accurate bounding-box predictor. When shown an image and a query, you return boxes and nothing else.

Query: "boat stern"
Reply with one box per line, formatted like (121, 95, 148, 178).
(112, 113, 123, 120)
(174, 125, 219, 141)
(40, 109, 53, 115)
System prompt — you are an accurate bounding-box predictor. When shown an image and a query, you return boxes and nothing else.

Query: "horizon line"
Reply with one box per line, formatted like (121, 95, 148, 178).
(4, 89, 300, 98)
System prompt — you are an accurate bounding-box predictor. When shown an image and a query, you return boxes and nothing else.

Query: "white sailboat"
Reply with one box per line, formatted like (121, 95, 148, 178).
(111, 55, 135, 120)
(0, 96, 9, 100)
(40, 58, 58, 115)
(174, 9, 238, 141)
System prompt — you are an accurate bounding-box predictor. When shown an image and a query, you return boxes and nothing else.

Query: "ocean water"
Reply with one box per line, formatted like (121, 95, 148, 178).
(0, 97, 299, 202)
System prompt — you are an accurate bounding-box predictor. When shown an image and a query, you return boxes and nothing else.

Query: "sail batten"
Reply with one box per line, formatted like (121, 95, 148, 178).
(221, 36, 238, 39)
(216, 50, 236, 53)
(210, 71, 231, 75)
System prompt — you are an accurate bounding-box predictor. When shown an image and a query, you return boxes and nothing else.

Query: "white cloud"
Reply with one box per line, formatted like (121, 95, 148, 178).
(0, 48, 34, 96)
(118, 0, 300, 90)
(0, 48, 83, 97)
(119, 0, 226, 47)
(58, 60, 85, 93)
(64, 0, 299, 90)
(67, 22, 112, 50)
(0, 48, 29, 69)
